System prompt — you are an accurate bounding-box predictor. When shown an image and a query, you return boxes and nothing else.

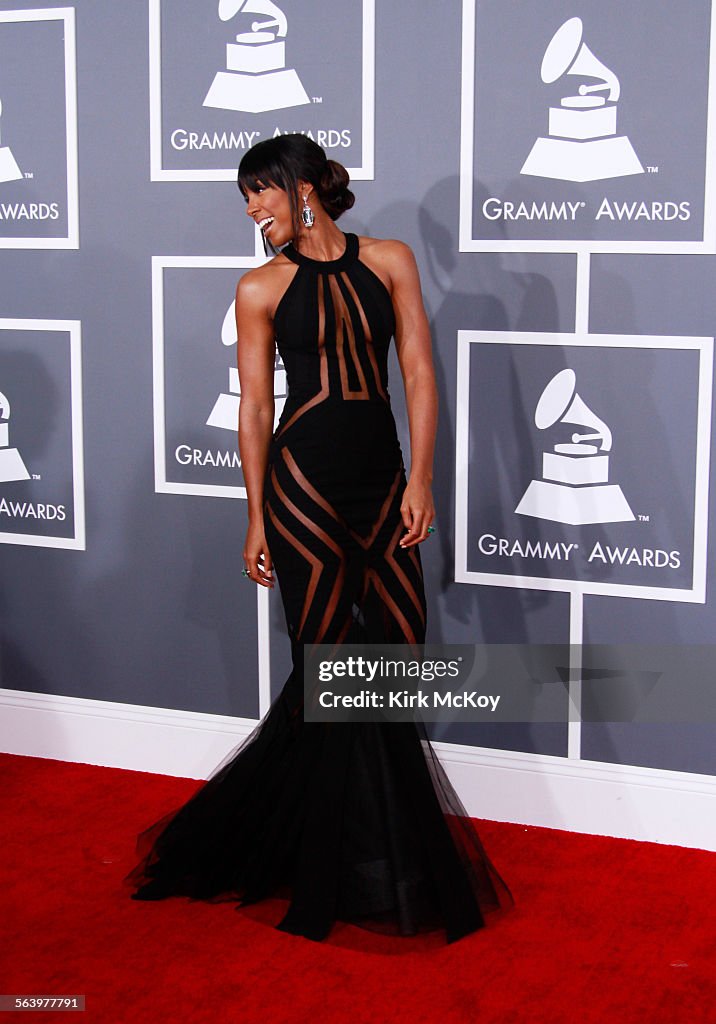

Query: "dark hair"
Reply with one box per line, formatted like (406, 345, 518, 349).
(237, 134, 355, 254)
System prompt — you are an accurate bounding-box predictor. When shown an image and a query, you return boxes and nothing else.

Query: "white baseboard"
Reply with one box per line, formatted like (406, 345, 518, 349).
(2, 686, 715, 852)
(432, 738, 716, 851)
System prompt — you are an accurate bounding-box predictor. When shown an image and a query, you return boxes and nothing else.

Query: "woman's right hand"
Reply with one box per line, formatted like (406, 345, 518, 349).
(243, 520, 275, 588)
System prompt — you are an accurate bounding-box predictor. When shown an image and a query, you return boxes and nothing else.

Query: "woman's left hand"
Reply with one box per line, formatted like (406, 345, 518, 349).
(399, 477, 435, 547)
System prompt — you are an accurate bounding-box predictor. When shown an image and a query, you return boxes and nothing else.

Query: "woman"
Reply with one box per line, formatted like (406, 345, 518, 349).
(125, 135, 513, 943)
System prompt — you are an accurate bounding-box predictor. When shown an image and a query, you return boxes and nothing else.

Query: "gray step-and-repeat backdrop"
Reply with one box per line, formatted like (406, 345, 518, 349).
(1, 1, 715, 793)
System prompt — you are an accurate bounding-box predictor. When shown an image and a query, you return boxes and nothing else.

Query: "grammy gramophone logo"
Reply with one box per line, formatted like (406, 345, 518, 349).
(0, 96, 23, 184)
(206, 300, 287, 432)
(0, 390, 30, 483)
(521, 17, 644, 183)
(203, 0, 310, 114)
(515, 369, 635, 526)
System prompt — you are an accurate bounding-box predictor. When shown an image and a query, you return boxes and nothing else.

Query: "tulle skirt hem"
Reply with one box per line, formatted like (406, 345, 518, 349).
(124, 669, 515, 946)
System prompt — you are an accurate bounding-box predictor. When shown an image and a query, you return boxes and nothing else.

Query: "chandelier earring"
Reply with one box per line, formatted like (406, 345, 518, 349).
(301, 193, 315, 229)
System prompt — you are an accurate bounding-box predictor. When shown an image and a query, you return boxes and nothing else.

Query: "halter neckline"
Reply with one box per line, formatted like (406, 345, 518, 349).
(283, 232, 358, 271)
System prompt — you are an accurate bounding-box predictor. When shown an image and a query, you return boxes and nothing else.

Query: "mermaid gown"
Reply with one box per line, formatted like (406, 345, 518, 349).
(125, 232, 514, 943)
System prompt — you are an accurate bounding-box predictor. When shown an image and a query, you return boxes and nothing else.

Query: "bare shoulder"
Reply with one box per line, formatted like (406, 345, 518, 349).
(235, 252, 296, 316)
(357, 235, 415, 265)
(356, 235, 420, 293)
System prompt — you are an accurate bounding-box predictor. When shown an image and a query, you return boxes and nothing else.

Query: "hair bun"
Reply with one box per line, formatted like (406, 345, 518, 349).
(318, 159, 355, 220)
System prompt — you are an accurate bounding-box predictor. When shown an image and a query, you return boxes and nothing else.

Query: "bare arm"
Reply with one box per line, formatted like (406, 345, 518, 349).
(235, 271, 276, 585)
(389, 242, 438, 486)
(368, 240, 438, 547)
(236, 272, 275, 519)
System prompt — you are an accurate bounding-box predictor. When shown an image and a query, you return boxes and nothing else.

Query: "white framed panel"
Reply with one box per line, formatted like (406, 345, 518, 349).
(460, 0, 716, 254)
(0, 317, 84, 549)
(455, 331, 713, 602)
(149, 0, 375, 182)
(0, 7, 78, 249)
(152, 254, 275, 501)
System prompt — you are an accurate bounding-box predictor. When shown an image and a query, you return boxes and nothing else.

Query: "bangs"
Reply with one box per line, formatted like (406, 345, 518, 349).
(237, 148, 290, 199)
(237, 167, 278, 198)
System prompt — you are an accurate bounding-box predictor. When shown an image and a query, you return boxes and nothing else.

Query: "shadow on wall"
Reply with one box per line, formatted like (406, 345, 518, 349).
(1, 349, 60, 462)
(0, 349, 64, 699)
(366, 178, 570, 757)
(0, 241, 259, 724)
(0, 347, 106, 768)
(568, 266, 692, 771)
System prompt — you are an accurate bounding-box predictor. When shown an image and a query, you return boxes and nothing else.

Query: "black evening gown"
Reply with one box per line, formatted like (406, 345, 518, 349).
(125, 233, 514, 943)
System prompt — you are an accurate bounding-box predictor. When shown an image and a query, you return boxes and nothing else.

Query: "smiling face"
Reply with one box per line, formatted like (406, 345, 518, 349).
(237, 135, 330, 253)
(243, 179, 303, 249)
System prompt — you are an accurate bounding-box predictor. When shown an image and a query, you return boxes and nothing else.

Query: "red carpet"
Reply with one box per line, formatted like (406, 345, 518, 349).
(2, 751, 714, 1023)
